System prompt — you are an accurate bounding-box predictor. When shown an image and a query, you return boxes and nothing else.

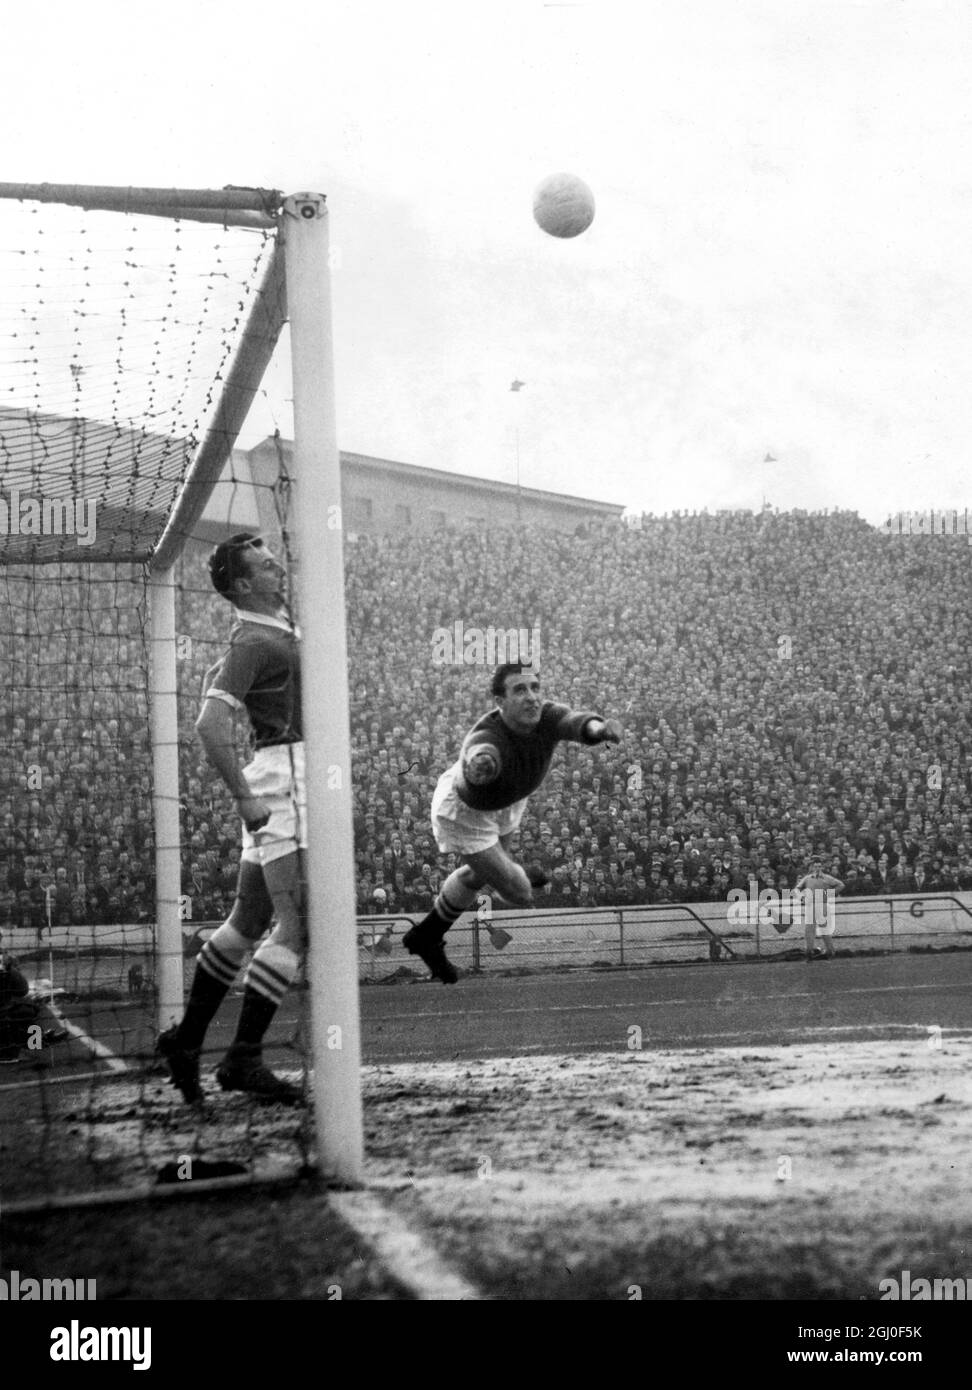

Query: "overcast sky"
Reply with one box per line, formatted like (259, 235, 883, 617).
(5, 0, 972, 525)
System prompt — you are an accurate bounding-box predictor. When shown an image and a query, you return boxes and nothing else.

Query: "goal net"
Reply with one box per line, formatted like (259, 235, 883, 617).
(0, 186, 344, 1208)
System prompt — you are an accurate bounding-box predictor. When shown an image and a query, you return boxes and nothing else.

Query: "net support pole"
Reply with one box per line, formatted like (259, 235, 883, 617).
(149, 565, 184, 1030)
(282, 193, 363, 1183)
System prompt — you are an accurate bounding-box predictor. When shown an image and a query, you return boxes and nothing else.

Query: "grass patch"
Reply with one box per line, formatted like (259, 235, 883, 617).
(1, 1182, 416, 1300)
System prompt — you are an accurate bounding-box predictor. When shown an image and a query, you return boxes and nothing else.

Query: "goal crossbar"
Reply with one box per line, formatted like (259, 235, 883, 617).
(0, 182, 281, 229)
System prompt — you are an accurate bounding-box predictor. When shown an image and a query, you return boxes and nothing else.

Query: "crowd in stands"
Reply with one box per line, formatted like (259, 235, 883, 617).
(2, 507, 971, 931)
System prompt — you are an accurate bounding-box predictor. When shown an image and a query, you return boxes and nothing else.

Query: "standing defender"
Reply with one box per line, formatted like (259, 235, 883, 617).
(796, 859, 845, 961)
(157, 533, 305, 1103)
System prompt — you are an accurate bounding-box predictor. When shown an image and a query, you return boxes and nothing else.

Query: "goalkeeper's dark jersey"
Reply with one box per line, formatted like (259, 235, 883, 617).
(456, 700, 600, 812)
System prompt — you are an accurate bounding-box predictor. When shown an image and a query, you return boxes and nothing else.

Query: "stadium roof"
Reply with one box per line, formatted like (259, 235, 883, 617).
(250, 436, 625, 515)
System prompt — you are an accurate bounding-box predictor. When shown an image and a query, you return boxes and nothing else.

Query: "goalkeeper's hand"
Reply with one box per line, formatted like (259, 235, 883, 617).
(588, 718, 622, 744)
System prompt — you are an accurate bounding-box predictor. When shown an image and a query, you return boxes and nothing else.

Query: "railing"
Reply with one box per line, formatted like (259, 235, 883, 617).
(885, 893, 972, 947)
(356, 891, 972, 979)
(356, 902, 733, 979)
(6, 891, 970, 992)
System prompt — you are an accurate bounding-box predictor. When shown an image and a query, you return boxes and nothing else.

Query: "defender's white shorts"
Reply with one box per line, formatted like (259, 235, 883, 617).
(430, 763, 527, 855)
(814, 910, 837, 938)
(807, 893, 837, 935)
(240, 743, 306, 866)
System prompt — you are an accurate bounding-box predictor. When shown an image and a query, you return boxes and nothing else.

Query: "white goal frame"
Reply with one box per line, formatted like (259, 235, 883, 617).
(0, 183, 363, 1185)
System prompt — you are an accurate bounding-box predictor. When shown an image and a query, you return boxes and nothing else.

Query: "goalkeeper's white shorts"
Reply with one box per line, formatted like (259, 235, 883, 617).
(240, 742, 307, 866)
(430, 763, 527, 855)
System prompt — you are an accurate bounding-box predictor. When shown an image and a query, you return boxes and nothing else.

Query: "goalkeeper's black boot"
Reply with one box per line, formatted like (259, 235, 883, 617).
(216, 1043, 303, 1105)
(156, 1026, 202, 1104)
(402, 924, 458, 984)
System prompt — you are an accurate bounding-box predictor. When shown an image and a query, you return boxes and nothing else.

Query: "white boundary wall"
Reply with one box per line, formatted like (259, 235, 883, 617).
(6, 892, 971, 977)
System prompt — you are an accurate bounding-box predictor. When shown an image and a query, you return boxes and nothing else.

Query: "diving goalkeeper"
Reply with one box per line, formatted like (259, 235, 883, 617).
(403, 663, 622, 983)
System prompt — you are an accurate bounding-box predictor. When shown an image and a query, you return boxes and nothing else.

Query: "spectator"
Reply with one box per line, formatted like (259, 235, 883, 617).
(3, 510, 971, 924)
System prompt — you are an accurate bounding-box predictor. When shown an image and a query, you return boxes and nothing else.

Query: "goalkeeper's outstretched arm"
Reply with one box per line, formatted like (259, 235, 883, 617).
(555, 710, 623, 744)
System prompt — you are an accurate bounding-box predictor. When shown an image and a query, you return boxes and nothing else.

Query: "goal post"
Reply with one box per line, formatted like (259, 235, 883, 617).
(281, 194, 364, 1184)
(0, 181, 363, 1198)
(148, 564, 183, 1031)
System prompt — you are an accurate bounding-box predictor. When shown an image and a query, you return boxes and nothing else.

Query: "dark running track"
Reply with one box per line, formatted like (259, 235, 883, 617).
(357, 952, 972, 1064)
(10, 951, 971, 1081)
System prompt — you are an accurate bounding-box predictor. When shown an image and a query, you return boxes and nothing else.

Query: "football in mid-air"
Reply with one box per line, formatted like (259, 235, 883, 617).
(533, 172, 595, 238)
(462, 741, 502, 786)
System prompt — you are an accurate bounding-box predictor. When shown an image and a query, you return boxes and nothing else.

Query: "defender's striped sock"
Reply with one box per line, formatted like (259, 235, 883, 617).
(234, 941, 300, 1049)
(177, 923, 250, 1049)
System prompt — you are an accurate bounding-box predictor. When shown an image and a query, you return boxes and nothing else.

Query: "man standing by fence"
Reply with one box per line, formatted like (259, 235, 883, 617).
(795, 859, 845, 961)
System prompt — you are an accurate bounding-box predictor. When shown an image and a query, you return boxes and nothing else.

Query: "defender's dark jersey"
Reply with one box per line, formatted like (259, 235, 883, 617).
(456, 700, 600, 812)
(205, 612, 302, 749)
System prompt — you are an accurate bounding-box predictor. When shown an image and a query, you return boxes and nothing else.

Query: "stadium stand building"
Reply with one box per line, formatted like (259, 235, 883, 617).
(196, 436, 625, 543)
